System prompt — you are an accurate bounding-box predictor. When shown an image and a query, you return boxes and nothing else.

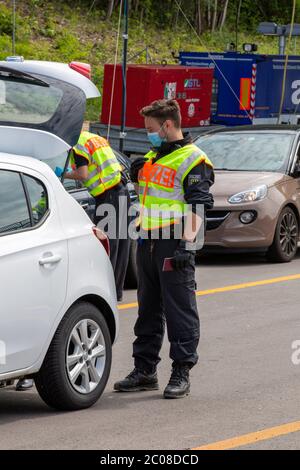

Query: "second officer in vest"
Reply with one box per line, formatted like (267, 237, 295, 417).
(114, 100, 215, 399)
(56, 131, 130, 302)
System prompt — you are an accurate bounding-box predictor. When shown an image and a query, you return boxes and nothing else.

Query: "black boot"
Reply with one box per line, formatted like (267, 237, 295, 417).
(114, 368, 159, 392)
(163, 364, 190, 399)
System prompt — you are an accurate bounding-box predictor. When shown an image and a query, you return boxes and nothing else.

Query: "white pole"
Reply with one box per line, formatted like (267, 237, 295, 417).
(279, 35, 286, 55)
(12, 0, 16, 55)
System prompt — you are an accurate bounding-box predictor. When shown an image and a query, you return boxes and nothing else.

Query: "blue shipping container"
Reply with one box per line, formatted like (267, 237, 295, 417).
(179, 51, 300, 126)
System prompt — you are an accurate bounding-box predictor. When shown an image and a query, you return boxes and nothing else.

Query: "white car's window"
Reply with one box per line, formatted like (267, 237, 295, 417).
(0, 170, 31, 234)
(0, 170, 49, 235)
(43, 152, 78, 191)
(23, 174, 48, 224)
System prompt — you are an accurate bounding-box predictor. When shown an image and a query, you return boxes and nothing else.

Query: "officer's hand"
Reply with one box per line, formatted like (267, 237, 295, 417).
(130, 157, 146, 183)
(172, 240, 196, 271)
(54, 166, 64, 178)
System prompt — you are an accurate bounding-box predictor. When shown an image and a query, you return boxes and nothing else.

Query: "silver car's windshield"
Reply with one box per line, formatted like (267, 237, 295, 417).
(195, 132, 295, 172)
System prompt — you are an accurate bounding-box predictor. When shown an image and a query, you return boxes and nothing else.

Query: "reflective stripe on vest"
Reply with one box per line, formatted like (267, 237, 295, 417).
(138, 144, 213, 231)
(72, 131, 122, 197)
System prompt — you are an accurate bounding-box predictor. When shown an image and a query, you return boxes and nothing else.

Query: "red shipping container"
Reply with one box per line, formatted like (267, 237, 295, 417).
(101, 64, 213, 128)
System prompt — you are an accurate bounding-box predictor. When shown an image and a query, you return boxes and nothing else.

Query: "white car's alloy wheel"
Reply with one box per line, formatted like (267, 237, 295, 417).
(66, 319, 106, 395)
(35, 302, 112, 411)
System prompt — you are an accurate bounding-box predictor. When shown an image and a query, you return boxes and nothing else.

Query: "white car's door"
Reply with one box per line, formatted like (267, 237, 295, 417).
(0, 165, 68, 374)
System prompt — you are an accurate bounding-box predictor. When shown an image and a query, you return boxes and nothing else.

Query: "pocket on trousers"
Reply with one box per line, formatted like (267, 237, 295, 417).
(162, 263, 195, 285)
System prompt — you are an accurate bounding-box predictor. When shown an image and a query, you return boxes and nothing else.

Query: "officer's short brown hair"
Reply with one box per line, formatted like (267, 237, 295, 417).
(140, 99, 182, 128)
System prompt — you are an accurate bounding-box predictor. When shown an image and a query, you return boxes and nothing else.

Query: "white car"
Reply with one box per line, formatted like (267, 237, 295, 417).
(0, 58, 119, 410)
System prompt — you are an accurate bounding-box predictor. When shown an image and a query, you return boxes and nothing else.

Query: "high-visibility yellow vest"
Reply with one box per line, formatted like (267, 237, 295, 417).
(138, 144, 213, 231)
(33, 195, 47, 218)
(71, 131, 122, 197)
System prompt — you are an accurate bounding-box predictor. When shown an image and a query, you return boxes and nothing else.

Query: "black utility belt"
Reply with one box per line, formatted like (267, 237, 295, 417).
(139, 226, 183, 240)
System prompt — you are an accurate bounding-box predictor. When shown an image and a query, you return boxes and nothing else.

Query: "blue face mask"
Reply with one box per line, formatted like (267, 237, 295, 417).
(147, 132, 166, 148)
(147, 123, 167, 148)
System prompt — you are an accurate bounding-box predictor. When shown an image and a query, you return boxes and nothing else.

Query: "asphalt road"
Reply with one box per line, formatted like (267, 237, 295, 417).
(1, 251, 300, 450)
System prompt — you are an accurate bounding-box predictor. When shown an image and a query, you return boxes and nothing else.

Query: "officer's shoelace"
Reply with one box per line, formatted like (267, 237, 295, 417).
(126, 368, 152, 380)
(126, 368, 141, 380)
(168, 367, 189, 386)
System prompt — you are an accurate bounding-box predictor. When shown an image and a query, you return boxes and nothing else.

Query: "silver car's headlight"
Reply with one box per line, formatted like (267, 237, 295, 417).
(228, 185, 268, 204)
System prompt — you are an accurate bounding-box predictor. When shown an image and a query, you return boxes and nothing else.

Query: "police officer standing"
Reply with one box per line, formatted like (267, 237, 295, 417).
(114, 100, 214, 399)
(56, 131, 131, 302)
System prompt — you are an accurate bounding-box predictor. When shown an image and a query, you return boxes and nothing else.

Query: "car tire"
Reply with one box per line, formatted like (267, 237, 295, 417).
(267, 207, 299, 263)
(35, 302, 112, 411)
(124, 239, 138, 289)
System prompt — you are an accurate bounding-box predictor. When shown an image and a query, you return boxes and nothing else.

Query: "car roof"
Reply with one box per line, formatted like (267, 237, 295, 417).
(0, 60, 100, 99)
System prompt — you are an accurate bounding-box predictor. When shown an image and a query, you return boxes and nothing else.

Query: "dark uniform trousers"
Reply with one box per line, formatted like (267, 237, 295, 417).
(133, 238, 200, 372)
(94, 184, 131, 300)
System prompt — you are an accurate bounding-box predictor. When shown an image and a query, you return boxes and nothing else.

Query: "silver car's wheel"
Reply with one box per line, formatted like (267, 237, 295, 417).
(66, 319, 106, 394)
